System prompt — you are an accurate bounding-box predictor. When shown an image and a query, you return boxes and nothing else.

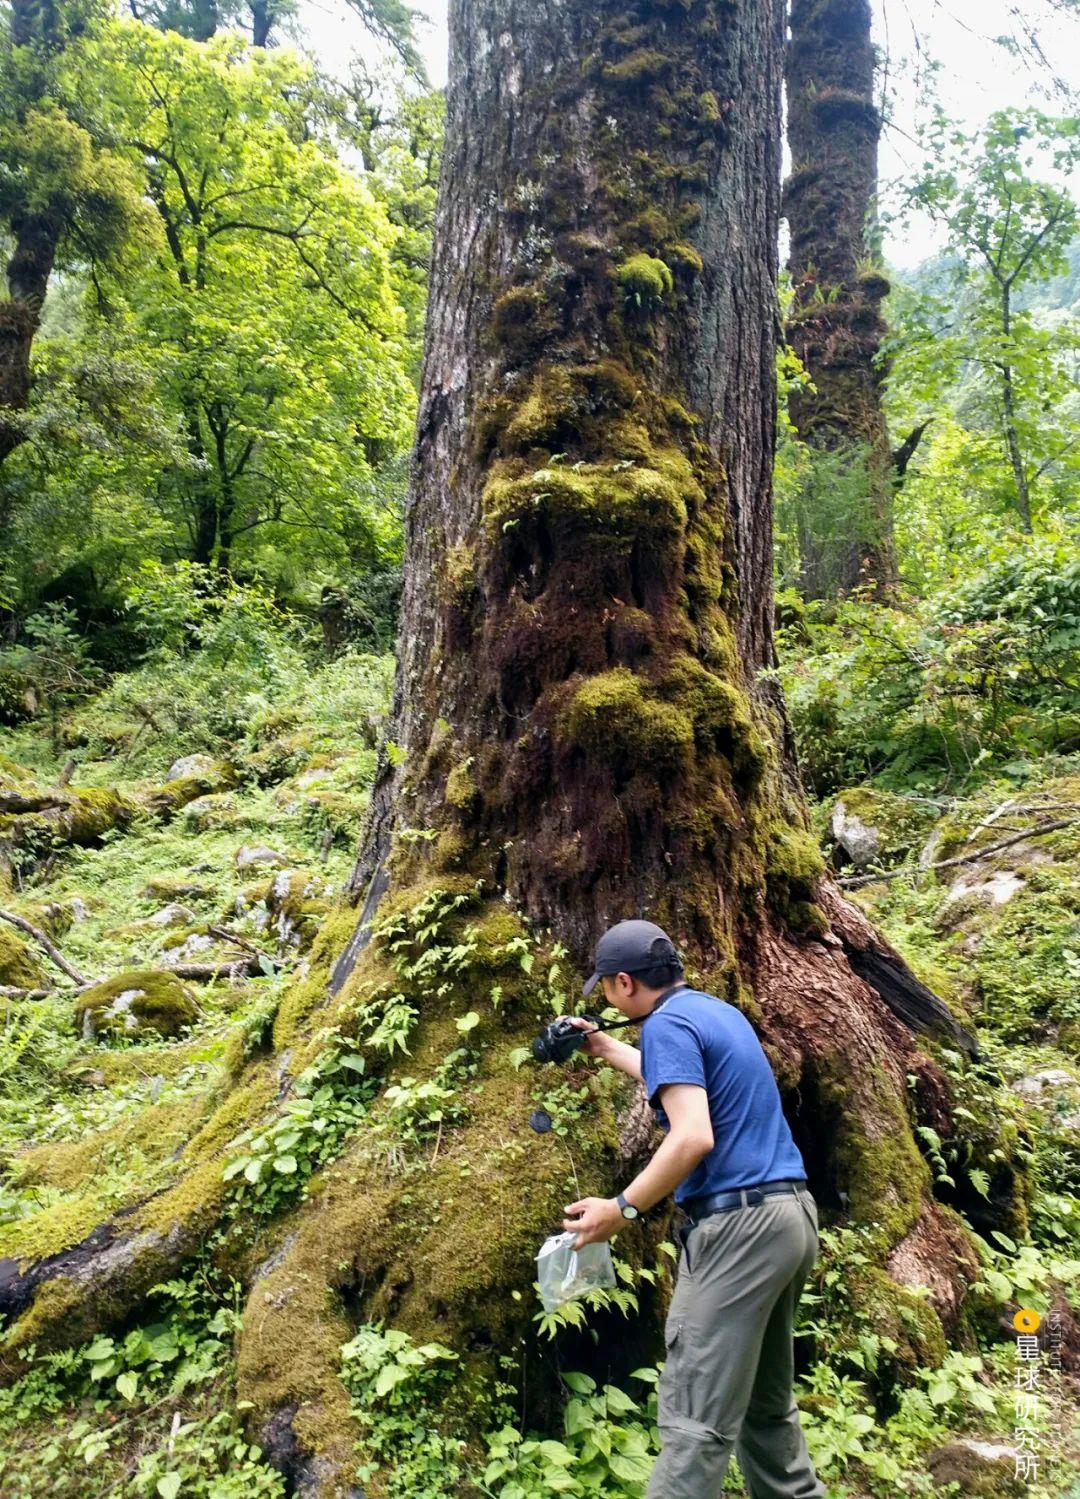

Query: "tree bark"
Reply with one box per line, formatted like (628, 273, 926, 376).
(999, 283, 1033, 532)
(0, 3, 1025, 1494)
(0, 0, 68, 469)
(782, 0, 897, 597)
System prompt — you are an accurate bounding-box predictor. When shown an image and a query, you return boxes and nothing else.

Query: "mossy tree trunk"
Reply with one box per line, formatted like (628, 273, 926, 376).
(0, 3, 1026, 1495)
(782, 0, 899, 598)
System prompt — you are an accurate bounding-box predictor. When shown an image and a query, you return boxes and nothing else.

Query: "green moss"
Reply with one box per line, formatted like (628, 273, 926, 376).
(603, 49, 671, 85)
(484, 450, 694, 545)
(503, 366, 578, 449)
(666, 242, 704, 277)
(815, 1052, 928, 1257)
(697, 89, 721, 122)
(445, 761, 477, 813)
(74, 970, 200, 1041)
(615, 253, 674, 303)
(0, 926, 48, 988)
(765, 823, 827, 929)
(442, 542, 477, 610)
(557, 667, 694, 776)
(272, 904, 366, 1047)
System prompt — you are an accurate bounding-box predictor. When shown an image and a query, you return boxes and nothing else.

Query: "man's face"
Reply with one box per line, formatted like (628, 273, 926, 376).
(599, 971, 638, 1018)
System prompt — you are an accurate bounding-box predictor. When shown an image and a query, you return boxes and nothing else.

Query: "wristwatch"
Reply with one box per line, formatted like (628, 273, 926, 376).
(616, 1192, 640, 1220)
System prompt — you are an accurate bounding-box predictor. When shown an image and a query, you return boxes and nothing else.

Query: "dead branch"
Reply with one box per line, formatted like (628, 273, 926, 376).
(0, 907, 91, 986)
(839, 817, 1078, 889)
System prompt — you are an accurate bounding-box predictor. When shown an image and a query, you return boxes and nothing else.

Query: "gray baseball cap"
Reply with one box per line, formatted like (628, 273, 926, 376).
(582, 919, 682, 996)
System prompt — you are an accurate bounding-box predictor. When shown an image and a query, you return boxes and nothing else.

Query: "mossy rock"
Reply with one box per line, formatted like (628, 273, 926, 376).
(263, 869, 336, 951)
(183, 792, 243, 833)
(74, 970, 200, 1042)
(825, 787, 940, 866)
(0, 668, 37, 726)
(143, 875, 214, 902)
(0, 928, 48, 989)
(925, 1439, 1028, 1497)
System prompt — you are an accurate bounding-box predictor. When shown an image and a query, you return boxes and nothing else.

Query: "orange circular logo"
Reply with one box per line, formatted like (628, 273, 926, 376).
(1013, 1308, 1041, 1334)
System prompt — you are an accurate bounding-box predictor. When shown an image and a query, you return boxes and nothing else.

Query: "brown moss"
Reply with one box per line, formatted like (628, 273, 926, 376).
(488, 283, 559, 354)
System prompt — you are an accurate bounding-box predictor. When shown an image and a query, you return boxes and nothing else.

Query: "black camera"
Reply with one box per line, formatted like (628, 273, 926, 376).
(532, 1014, 604, 1065)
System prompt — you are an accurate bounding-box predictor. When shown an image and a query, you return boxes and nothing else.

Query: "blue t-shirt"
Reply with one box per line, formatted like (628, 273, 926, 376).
(639, 988, 807, 1204)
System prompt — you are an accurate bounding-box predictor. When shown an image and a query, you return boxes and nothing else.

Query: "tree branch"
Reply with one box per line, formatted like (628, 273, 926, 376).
(0, 907, 91, 986)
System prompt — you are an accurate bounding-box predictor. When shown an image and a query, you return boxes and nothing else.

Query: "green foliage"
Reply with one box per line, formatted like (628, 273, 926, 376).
(340, 1324, 466, 1497)
(3, 18, 421, 602)
(481, 1369, 661, 1496)
(223, 1042, 373, 1213)
(888, 106, 1080, 534)
(0, 1273, 285, 1497)
(776, 532, 1080, 793)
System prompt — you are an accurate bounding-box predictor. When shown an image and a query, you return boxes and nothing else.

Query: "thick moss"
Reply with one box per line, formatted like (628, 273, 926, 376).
(485, 450, 695, 544)
(557, 668, 694, 776)
(764, 823, 827, 931)
(0, 927, 48, 988)
(74, 970, 200, 1041)
(488, 283, 559, 353)
(615, 252, 674, 302)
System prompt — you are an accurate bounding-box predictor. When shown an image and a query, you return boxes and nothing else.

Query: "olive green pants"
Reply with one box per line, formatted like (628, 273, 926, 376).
(645, 1184, 826, 1499)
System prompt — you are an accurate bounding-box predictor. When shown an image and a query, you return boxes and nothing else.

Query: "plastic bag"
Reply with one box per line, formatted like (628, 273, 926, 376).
(536, 1231, 617, 1312)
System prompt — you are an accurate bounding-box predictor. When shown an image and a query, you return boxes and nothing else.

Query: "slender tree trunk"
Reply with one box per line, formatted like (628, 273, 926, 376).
(999, 283, 1033, 531)
(783, 0, 897, 597)
(0, 4, 1026, 1494)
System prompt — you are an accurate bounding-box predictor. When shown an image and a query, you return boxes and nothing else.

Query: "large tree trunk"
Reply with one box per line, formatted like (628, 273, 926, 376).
(0, 0, 67, 470)
(0, 3, 1025, 1494)
(782, 0, 897, 597)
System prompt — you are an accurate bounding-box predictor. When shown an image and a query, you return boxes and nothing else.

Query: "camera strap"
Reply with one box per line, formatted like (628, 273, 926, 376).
(598, 980, 690, 1032)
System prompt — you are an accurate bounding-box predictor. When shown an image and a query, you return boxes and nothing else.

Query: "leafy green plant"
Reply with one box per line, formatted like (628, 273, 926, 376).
(223, 1043, 373, 1213)
(481, 1370, 660, 1497)
(340, 1324, 464, 1498)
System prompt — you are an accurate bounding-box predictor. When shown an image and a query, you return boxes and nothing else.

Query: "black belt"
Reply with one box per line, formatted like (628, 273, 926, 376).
(683, 1178, 807, 1225)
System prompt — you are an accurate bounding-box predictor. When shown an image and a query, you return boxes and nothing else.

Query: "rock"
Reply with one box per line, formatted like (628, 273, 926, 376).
(166, 753, 221, 782)
(826, 787, 939, 866)
(1011, 1068, 1075, 1098)
(946, 869, 1025, 907)
(830, 800, 881, 869)
(263, 869, 334, 950)
(146, 903, 196, 928)
(0, 927, 49, 989)
(69, 897, 90, 923)
(161, 931, 215, 964)
(143, 876, 212, 901)
(183, 793, 241, 833)
(75, 970, 200, 1042)
(926, 1438, 1027, 1497)
(235, 844, 287, 871)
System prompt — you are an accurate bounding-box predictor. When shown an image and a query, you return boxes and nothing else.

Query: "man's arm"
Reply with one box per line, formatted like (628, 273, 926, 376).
(568, 1017, 642, 1079)
(562, 1083, 713, 1247)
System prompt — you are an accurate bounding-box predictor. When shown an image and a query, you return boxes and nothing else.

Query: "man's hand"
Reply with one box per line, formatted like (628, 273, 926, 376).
(567, 1016, 608, 1058)
(562, 1196, 622, 1250)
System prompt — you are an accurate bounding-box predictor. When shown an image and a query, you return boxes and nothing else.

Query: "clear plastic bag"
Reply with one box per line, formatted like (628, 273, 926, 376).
(536, 1231, 617, 1312)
